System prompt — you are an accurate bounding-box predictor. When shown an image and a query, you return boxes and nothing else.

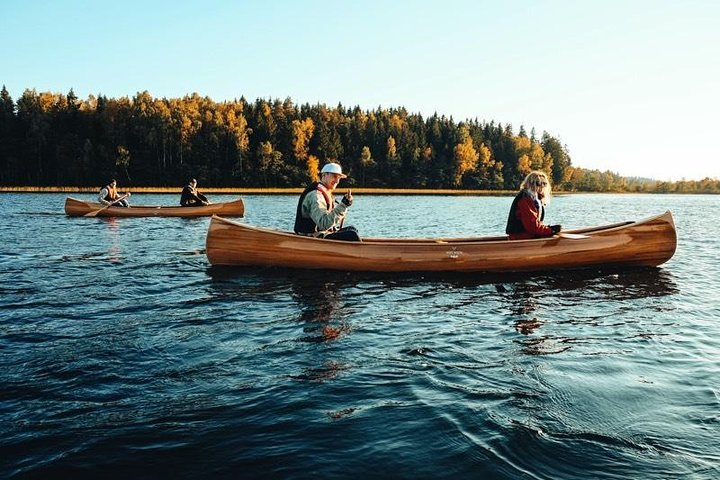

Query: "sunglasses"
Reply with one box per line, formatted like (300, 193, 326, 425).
(534, 181, 548, 187)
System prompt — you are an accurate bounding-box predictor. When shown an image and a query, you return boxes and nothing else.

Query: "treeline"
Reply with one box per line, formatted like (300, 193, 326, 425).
(0, 86, 717, 193)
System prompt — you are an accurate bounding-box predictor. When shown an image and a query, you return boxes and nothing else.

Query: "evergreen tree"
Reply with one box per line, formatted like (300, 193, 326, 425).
(0, 86, 17, 183)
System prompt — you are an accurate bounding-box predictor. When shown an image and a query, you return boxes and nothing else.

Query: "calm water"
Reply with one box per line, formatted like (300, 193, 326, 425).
(1, 192, 718, 479)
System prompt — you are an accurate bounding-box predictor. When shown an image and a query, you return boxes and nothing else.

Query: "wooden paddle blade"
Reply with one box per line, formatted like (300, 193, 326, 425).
(83, 207, 107, 217)
(557, 232, 590, 239)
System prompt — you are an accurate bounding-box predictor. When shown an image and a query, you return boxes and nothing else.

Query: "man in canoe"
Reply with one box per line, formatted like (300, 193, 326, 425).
(506, 170, 561, 240)
(180, 178, 211, 207)
(98, 179, 130, 207)
(294, 162, 360, 241)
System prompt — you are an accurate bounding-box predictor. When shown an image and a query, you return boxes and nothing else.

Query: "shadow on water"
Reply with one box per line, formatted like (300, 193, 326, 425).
(206, 265, 679, 299)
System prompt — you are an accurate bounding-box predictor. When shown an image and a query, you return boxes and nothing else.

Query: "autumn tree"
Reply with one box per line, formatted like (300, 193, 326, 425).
(359, 145, 374, 185)
(513, 135, 552, 184)
(453, 125, 479, 186)
(306, 154, 320, 182)
(224, 103, 251, 185)
(291, 117, 315, 182)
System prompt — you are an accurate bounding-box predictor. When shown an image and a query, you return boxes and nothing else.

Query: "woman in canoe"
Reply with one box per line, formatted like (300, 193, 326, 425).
(98, 179, 130, 207)
(506, 170, 561, 240)
(180, 178, 211, 207)
(294, 162, 360, 241)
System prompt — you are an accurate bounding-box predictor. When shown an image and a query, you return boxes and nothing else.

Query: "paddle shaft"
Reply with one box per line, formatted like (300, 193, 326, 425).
(84, 193, 130, 217)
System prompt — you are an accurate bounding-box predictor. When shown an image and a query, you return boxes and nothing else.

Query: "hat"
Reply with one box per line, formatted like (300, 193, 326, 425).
(320, 162, 347, 178)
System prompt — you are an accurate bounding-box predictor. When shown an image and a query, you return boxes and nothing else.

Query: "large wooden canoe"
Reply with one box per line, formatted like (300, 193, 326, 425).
(205, 211, 677, 273)
(65, 197, 244, 218)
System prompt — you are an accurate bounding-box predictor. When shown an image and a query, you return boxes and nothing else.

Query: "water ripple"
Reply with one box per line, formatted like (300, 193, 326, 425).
(1, 193, 719, 479)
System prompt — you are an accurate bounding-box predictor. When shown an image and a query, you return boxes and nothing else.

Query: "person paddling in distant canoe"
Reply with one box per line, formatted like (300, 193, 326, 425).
(98, 179, 130, 207)
(506, 170, 561, 240)
(180, 178, 210, 207)
(294, 162, 360, 241)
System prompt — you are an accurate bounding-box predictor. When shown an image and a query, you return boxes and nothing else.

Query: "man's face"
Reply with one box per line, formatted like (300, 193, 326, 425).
(322, 173, 342, 189)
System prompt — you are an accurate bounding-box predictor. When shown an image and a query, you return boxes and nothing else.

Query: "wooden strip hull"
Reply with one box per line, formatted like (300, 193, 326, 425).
(205, 211, 677, 273)
(64, 197, 244, 218)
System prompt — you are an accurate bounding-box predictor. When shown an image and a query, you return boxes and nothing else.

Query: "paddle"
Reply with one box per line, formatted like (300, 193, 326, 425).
(557, 232, 589, 239)
(84, 193, 130, 217)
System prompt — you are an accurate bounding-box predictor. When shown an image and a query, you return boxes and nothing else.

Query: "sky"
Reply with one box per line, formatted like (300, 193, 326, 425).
(3, 0, 719, 181)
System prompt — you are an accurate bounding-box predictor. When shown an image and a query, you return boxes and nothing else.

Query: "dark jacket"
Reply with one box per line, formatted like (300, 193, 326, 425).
(506, 191, 553, 240)
(180, 185, 208, 206)
(294, 183, 328, 234)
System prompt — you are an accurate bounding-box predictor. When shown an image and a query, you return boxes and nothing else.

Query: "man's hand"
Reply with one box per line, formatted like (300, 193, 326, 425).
(550, 224, 562, 234)
(341, 190, 353, 207)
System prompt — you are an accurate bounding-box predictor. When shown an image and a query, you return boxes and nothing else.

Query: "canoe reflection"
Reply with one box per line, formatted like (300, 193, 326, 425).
(207, 267, 355, 383)
(207, 266, 355, 344)
(207, 266, 678, 359)
(290, 276, 352, 343)
(536, 268, 679, 300)
(208, 266, 677, 294)
(500, 268, 679, 356)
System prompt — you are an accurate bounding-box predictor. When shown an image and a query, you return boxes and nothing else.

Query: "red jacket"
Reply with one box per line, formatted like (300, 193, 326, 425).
(508, 195, 554, 240)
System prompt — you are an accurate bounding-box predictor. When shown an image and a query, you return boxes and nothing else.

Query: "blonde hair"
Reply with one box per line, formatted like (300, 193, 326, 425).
(520, 171, 552, 204)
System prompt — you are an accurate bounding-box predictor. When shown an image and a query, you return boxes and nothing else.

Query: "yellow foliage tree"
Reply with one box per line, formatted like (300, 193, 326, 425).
(514, 136, 551, 178)
(453, 126, 479, 186)
(307, 154, 320, 181)
(291, 117, 315, 163)
(225, 107, 250, 179)
(387, 135, 398, 161)
(389, 113, 404, 132)
(517, 154, 532, 176)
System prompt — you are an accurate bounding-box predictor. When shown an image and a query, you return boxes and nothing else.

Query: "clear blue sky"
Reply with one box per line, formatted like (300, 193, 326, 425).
(3, 0, 718, 181)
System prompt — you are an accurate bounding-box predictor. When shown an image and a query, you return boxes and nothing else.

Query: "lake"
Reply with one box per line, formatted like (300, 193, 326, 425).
(1, 192, 718, 479)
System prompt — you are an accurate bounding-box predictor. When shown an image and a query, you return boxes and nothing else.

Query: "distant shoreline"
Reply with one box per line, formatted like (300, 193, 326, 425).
(1, 186, 518, 195)
(0, 186, 704, 195)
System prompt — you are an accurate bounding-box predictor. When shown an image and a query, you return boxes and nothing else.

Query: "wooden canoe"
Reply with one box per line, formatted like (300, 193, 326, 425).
(64, 197, 244, 218)
(205, 210, 677, 273)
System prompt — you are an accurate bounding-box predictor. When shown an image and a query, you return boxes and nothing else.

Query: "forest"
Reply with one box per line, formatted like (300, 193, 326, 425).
(0, 86, 717, 193)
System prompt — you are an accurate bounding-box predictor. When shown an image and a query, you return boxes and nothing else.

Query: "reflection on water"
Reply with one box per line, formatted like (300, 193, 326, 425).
(289, 275, 351, 342)
(208, 266, 679, 361)
(538, 268, 680, 299)
(292, 360, 351, 383)
(499, 268, 680, 356)
(100, 217, 122, 263)
(207, 267, 355, 384)
(210, 264, 677, 290)
(209, 265, 678, 301)
(515, 317, 543, 335)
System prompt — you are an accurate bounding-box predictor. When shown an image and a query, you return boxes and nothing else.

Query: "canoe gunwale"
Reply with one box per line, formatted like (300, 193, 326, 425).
(207, 211, 671, 246)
